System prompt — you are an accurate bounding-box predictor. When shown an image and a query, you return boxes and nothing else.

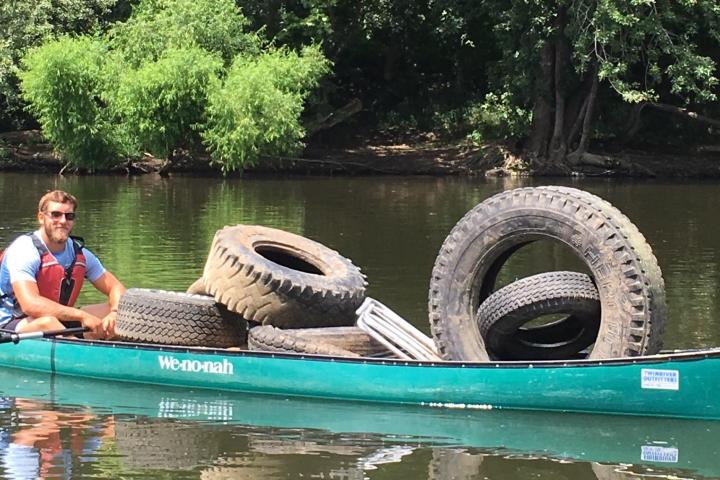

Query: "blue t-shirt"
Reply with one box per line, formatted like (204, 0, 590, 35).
(0, 231, 106, 327)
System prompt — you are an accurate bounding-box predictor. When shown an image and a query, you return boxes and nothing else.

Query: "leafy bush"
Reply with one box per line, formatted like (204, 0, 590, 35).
(19, 0, 329, 172)
(0, 0, 118, 130)
(108, 47, 223, 158)
(466, 92, 530, 144)
(19, 36, 121, 168)
(108, 0, 260, 66)
(202, 46, 330, 172)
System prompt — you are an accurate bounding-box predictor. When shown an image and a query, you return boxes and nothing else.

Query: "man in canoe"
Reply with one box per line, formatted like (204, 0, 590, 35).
(0, 190, 125, 339)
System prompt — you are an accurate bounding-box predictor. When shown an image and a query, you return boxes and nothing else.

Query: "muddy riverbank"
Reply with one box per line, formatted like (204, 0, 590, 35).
(2, 129, 720, 178)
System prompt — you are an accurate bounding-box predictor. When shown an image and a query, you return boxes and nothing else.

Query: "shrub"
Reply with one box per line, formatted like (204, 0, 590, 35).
(466, 92, 531, 144)
(19, 36, 121, 169)
(108, 47, 223, 158)
(108, 0, 260, 66)
(202, 46, 330, 173)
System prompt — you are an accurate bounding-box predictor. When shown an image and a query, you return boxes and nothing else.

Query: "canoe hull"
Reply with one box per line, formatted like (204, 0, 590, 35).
(0, 338, 718, 419)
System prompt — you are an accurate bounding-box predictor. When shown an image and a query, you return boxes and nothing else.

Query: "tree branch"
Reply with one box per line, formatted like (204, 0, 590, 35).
(305, 98, 363, 136)
(646, 102, 720, 128)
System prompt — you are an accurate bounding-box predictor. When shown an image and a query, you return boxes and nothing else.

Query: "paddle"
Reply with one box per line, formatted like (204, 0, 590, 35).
(0, 327, 89, 344)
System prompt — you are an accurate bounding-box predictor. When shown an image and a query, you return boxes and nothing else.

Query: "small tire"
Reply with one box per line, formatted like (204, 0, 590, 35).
(429, 186, 666, 361)
(116, 288, 247, 347)
(202, 225, 367, 328)
(248, 325, 360, 357)
(478, 271, 601, 360)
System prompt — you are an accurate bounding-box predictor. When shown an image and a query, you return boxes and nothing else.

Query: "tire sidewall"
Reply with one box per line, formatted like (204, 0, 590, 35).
(431, 188, 664, 360)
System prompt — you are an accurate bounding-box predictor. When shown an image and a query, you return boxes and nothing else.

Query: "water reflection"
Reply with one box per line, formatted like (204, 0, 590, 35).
(0, 369, 717, 479)
(0, 398, 113, 479)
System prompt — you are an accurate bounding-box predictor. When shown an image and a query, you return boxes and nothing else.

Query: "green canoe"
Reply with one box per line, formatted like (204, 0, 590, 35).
(0, 367, 718, 477)
(0, 336, 717, 420)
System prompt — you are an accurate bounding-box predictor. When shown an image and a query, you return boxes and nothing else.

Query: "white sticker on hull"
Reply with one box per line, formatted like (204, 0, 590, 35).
(641, 368, 679, 391)
(641, 445, 679, 463)
(158, 355, 234, 375)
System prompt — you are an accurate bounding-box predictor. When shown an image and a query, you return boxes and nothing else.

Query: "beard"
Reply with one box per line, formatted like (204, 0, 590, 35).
(43, 222, 70, 244)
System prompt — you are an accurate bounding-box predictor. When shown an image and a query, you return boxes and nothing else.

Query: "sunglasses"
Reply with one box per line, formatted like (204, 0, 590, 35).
(45, 211, 76, 221)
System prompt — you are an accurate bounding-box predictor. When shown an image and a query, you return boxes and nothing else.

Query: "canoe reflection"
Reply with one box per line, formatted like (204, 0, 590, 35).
(0, 368, 717, 479)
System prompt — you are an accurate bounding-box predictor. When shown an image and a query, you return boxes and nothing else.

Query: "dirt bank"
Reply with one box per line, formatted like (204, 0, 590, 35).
(3, 129, 720, 178)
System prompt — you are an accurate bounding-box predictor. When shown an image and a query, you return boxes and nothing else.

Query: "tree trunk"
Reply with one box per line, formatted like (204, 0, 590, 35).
(549, 6, 569, 164)
(574, 62, 599, 155)
(523, 7, 608, 174)
(527, 40, 555, 158)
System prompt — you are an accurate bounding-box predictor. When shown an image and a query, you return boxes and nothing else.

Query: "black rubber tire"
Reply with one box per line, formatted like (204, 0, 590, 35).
(290, 326, 391, 357)
(202, 225, 367, 328)
(478, 271, 601, 360)
(429, 186, 666, 361)
(116, 288, 247, 347)
(248, 325, 360, 357)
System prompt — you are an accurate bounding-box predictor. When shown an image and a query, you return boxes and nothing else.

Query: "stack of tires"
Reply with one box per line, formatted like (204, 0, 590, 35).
(115, 225, 369, 351)
(428, 186, 667, 361)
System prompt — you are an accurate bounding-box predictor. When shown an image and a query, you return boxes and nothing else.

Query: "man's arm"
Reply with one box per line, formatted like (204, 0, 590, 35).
(90, 271, 126, 310)
(12, 280, 97, 325)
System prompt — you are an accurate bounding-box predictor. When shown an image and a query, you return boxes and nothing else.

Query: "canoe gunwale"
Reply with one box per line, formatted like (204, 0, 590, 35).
(47, 337, 720, 369)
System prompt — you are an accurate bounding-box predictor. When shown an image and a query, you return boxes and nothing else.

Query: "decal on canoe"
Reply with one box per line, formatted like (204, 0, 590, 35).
(641, 368, 679, 391)
(641, 445, 679, 463)
(158, 355, 234, 375)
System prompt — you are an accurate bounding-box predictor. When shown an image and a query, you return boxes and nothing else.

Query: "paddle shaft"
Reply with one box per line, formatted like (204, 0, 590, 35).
(0, 327, 89, 344)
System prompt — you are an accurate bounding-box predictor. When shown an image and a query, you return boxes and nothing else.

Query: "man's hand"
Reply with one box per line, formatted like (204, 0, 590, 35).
(80, 311, 111, 339)
(102, 310, 117, 339)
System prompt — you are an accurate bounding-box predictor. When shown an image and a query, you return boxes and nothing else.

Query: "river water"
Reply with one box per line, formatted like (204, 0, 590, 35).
(0, 172, 719, 479)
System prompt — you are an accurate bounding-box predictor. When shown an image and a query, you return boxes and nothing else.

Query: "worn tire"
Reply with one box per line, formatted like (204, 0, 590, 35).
(248, 325, 360, 357)
(290, 326, 391, 357)
(478, 271, 601, 360)
(202, 225, 367, 328)
(429, 186, 666, 361)
(117, 288, 247, 347)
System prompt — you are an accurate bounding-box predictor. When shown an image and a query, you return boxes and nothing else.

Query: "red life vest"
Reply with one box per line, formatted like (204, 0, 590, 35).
(0, 234, 86, 307)
(31, 235, 86, 306)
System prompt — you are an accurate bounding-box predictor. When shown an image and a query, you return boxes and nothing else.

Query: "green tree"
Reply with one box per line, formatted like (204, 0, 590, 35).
(19, 0, 330, 172)
(108, 0, 261, 66)
(202, 46, 330, 172)
(108, 47, 223, 159)
(19, 36, 122, 169)
(476, 0, 720, 171)
(0, 0, 120, 130)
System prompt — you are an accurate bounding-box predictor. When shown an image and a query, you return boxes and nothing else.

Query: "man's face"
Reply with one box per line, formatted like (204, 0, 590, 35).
(37, 200, 75, 245)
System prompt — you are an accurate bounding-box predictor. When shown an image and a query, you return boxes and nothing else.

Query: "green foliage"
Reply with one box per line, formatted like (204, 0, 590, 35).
(18, 0, 330, 172)
(108, 0, 260, 66)
(469, 0, 720, 147)
(466, 92, 530, 144)
(238, 0, 336, 46)
(19, 36, 121, 168)
(202, 46, 330, 172)
(108, 47, 223, 158)
(0, 0, 119, 130)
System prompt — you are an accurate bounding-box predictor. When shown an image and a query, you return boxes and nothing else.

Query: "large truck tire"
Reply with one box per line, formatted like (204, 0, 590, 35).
(202, 225, 367, 328)
(429, 186, 666, 361)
